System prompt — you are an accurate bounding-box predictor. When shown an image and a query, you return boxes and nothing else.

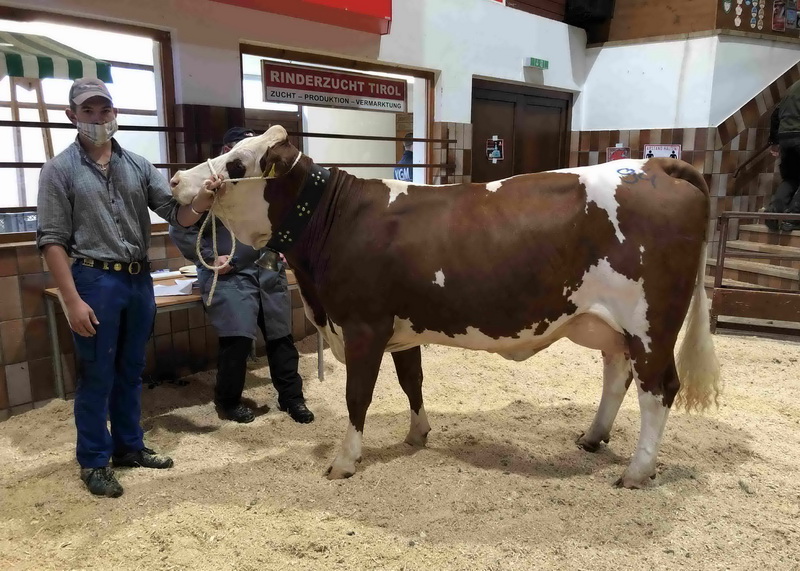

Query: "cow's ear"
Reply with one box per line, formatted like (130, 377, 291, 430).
(259, 148, 280, 178)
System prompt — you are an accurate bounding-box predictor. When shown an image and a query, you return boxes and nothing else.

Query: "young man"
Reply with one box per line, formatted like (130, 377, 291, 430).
(37, 78, 216, 498)
(168, 127, 314, 425)
(393, 133, 413, 182)
(767, 78, 800, 232)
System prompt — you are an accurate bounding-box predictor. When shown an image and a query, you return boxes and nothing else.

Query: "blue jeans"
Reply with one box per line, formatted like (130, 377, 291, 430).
(71, 263, 155, 468)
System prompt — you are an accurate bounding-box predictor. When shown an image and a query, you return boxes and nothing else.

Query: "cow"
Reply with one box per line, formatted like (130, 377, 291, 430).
(170, 125, 721, 488)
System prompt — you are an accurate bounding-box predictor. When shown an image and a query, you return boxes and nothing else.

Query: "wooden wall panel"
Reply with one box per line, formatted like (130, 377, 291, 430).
(507, 0, 567, 22)
(606, 0, 717, 42)
(717, 0, 800, 40)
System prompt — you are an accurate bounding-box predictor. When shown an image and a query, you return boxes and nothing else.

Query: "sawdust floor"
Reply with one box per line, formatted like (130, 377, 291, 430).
(1, 333, 799, 570)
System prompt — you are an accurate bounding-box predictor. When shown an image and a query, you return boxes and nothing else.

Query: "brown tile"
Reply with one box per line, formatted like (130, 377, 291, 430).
(683, 128, 696, 151)
(19, 273, 47, 318)
(0, 366, 7, 410)
(150, 259, 168, 272)
(165, 240, 183, 259)
(5, 362, 31, 406)
(629, 130, 640, 151)
(0, 249, 18, 277)
(0, 276, 22, 322)
(28, 357, 56, 402)
(189, 327, 207, 366)
(173, 330, 190, 365)
(579, 132, 590, 152)
(463, 149, 472, 177)
(1, 320, 26, 364)
(639, 130, 650, 147)
(671, 129, 683, 145)
(16, 246, 43, 275)
(205, 326, 219, 359)
(24, 317, 50, 361)
(61, 353, 76, 394)
(153, 313, 171, 336)
(171, 309, 189, 332)
(741, 99, 760, 128)
(597, 130, 610, 150)
(609, 130, 620, 147)
(589, 131, 600, 150)
(154, 333, 174, 373)
(694, 128, 708, 151)
(188, 306, 206, 329)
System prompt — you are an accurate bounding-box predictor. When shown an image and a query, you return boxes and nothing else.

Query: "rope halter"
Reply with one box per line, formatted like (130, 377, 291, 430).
(193, 149, 303, 305)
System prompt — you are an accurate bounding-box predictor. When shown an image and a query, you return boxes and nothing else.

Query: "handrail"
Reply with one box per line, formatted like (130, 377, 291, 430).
(713, 211, 800, 290)
(732, 142, 771, 178)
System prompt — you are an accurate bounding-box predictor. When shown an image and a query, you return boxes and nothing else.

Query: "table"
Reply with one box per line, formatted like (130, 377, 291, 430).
(44, 274, 325, 399)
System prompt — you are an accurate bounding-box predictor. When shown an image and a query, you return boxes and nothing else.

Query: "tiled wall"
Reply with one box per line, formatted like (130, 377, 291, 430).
(431, 122, 472, 185)
(0, 236, 315, 421)
(569, 63, 800, 256)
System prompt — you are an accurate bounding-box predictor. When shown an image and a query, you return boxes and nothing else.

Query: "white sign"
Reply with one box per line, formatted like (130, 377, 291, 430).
(643, 144, 681, 160)
(263, 61, 407, 113)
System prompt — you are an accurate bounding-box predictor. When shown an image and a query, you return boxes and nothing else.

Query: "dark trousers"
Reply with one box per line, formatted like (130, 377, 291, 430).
(769, 142, 800, 213)
(71, 264, 155, 468)
(215, 308, 304, 409)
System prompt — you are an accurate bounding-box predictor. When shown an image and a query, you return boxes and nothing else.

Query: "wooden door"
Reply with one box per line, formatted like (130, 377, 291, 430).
(471, 80, 571, 183)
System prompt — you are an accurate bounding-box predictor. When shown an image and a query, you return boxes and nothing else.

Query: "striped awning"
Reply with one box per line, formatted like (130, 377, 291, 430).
(0, 32, 112, 83)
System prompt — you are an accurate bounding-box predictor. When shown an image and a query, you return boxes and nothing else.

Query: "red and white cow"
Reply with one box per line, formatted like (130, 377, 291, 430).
(171, 126, 721, 488)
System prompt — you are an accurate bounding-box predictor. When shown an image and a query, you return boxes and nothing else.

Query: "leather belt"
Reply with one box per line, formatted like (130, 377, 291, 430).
(76, 258, 148, 275)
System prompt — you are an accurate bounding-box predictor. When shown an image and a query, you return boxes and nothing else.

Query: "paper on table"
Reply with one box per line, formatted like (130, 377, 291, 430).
(153, 278, 197, 297)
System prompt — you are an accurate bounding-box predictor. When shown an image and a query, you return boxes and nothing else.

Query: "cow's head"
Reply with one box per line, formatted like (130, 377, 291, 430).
(170, 125, 301, 249)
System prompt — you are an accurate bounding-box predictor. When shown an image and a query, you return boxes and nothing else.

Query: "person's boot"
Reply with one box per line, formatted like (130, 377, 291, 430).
(80, 466, 123, 498)
(217, 402, 256, 423)
(279, 401, 315, 424)
(112, 447, 174, 469)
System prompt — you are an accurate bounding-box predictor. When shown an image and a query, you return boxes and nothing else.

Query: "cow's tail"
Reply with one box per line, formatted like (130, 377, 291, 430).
(652, 157, 711, 198)
(674, 245, 722, 412)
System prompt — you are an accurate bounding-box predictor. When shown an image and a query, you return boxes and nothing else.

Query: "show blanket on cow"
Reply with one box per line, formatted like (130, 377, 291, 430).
(171, 126, 721, 489)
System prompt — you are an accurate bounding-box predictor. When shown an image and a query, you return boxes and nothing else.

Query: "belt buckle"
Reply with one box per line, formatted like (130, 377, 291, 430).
(113, 262, 122, 271)
(128, 261, 141, 275)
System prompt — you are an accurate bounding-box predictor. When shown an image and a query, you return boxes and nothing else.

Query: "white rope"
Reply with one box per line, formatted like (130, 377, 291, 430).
(194, 151, 303, 305)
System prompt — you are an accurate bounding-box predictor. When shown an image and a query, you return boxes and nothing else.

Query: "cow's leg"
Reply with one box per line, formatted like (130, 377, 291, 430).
(577, 351, 632, 452)
(327, 319, 393, 480)
(615, 353, 679, 489)
(391, 347, 430, 447)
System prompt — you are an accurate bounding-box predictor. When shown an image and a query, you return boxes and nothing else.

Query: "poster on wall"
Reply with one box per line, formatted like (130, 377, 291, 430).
(486, 137, 504, 163)
(787, 0, 798, 28)
(643, 144, 681, 160)
(606, 146, 631, 162)
(262, 61, 407, 113)
(773, 0, 787, 31)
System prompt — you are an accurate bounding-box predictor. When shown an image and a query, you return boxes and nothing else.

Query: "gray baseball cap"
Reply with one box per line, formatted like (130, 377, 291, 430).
(69, 78, 113, 106)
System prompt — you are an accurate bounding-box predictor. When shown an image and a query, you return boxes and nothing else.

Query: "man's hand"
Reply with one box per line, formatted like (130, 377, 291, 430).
(770, 144, 780, 157)
(192, 174, 227, 213)
(66, 298, 100, 337)
(214, 255, 234, 274)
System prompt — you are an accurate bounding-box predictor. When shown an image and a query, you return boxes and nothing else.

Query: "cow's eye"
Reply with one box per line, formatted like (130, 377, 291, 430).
(226, 158, 247, 182)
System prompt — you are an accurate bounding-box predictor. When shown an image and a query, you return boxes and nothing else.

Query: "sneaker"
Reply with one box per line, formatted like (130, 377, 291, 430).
(112, 447, 174, 469)
(80, 466, 123, 498)
(221, 403, 255, 423)
(279, 401, 315, 424)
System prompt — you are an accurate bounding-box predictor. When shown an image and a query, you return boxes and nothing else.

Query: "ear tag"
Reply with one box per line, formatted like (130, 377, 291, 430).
(267, 165, 276, 178)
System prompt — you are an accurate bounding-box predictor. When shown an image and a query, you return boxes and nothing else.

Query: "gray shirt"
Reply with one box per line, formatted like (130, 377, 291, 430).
(37, 138, 179, 262)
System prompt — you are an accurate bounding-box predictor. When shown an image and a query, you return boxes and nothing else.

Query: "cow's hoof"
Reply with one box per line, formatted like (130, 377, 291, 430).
(613, 471, 655, 489)
(326, 456, 360, 480)
(576, 432, 607, 453)
(404, 430, 429, 448)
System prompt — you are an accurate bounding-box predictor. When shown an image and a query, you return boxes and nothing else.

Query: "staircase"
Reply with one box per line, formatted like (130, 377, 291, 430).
(706, 224, 800, 291)
(706, 223, 800, 334)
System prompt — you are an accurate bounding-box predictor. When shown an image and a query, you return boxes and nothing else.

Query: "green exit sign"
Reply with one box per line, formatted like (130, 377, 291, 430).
(526, 57, 549, 70)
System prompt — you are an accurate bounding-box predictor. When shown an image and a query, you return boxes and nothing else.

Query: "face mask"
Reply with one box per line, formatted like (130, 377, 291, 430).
(76, 119, 118, 146)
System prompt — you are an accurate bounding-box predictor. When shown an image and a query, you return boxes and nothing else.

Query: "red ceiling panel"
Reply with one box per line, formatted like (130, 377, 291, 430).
(211, 0, 392, 34)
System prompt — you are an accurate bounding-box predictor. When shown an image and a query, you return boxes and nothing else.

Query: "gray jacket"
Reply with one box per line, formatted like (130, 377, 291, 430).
(169, 216, 291, 341)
